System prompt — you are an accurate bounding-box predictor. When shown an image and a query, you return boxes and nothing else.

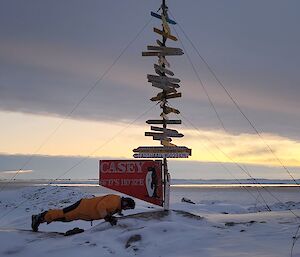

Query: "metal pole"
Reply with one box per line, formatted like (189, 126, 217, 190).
(162, 0, 166, 13)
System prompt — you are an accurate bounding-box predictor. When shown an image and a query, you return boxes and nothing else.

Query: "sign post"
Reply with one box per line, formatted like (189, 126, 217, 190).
(99, 1, 191, 210)
(133, 0, 191, 210)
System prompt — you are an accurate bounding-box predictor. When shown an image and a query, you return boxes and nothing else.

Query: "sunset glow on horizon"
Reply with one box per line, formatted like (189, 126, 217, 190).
(1, 111, 299, 169)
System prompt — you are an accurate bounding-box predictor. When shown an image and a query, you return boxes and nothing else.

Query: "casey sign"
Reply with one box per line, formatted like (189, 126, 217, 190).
(99, 160, 163, 206)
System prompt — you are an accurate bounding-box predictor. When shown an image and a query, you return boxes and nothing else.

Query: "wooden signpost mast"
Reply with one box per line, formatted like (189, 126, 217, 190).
(133, 0, 191, 210)
(162, 0, 169, 210)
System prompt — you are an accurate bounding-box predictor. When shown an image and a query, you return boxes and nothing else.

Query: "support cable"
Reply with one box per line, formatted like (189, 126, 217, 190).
(170, 11, 298, 185)
(291, 224, 300, 257)
(179, 112, 300, 216)
(0, 17, 153, 193)
(172, 18, 300, 252)
(241, 164, 272, 211)
(171, 10, 300, 255)
(0, 102, 158, 223)
(171, 26, 271, 211)
(173, 27, 226, 132)
(180, 119, 267, 210)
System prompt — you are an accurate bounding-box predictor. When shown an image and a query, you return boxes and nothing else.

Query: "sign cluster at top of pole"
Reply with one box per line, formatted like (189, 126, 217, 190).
(133, 2, 191, 159)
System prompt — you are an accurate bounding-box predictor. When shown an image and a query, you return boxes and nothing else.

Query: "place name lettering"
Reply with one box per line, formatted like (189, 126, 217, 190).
(100, 161, 145, 173)
(100, 178, 144, 187)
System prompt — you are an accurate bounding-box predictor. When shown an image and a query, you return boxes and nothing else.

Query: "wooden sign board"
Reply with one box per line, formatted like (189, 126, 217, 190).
(145, 131, 184, 138)
(153, 28, 178, 41)
(161, 14, 171, 35)
(147, 46, 183, 54)
(133, 145, 192, 158)
(142, 51, 183, 57)
(148, 81, 180, 89)
(150, 92, 181, 102)
(133, 146, 191, 155)
(156, 39, 163, 46)
(134, 152, 190, 158)
(150, 11, 177, 25)
(152, 134, 171, 141)
(149, 78, 179, 86)
(161, 140, 176, 147)
(164, 106, 180, 114)
(149, 81, 180, 90)
(151, 82, 180, 91)
(146, 119, 182, 125)
(147, 74, 180, 84)
(151, 82, 175, 91)
(150, 126, 178, 133)
(154, 64, 174, 76)
(155, 69, 164, 77)
(158, 56, 170, 67)
(153, 88, 178, 96)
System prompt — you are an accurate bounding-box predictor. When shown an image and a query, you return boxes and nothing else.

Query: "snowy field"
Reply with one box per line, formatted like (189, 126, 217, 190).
(1, 182, 300, 257)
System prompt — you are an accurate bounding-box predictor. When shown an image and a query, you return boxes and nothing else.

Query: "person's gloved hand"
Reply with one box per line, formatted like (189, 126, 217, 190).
(104, 215, 117, 226)
(109, 216, 117, 226)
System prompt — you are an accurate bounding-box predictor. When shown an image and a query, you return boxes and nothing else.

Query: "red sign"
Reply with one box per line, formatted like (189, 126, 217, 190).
(99, 160, 163, 206)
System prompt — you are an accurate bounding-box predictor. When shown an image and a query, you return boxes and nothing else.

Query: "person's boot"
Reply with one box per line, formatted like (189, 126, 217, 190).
(31, 213, 44, 232)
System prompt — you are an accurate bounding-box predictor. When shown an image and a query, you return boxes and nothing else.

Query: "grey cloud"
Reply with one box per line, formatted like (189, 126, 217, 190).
(0, 0, 300, 141)
(228, 147, 278, 159)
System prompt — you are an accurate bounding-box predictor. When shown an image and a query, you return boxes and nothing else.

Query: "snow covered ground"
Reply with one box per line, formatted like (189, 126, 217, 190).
(1, 183, 300, 257)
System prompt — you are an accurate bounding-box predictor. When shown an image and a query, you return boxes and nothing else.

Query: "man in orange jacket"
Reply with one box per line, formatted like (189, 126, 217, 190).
(31, 194, 135, 232)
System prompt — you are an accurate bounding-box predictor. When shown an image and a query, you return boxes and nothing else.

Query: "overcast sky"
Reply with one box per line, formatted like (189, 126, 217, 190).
(1, 0, 300, 180)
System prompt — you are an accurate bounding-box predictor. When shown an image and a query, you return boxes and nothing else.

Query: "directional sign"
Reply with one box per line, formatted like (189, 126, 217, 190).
(147, 46, 183, 54)
(147, 74, 180, 84)
(161, 13, 171, 35)
(151, 82, 176, 91)
(154, 64, 174, 76)
(148, 80, 180, 89)
(164, 106, 180, 115)
(133, 146, 192, 158)
(161, 139, 176, 147)
(145, 131, 184, 138)
(133, 153, 190, 158)
(156, 92, 181, 101)
(156, 39, 163, 46)
(142, 51, 183, 57)
(150, 92, 181, 102)
(150, 81, 180, 89)
(146, 119, 182, 125)
(144, 46, 183, 56)
(153, 28, 178, 41)
(150, 126, 178, 133)
(158, 56, 170, 67)
(150, 11, 177, 25)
